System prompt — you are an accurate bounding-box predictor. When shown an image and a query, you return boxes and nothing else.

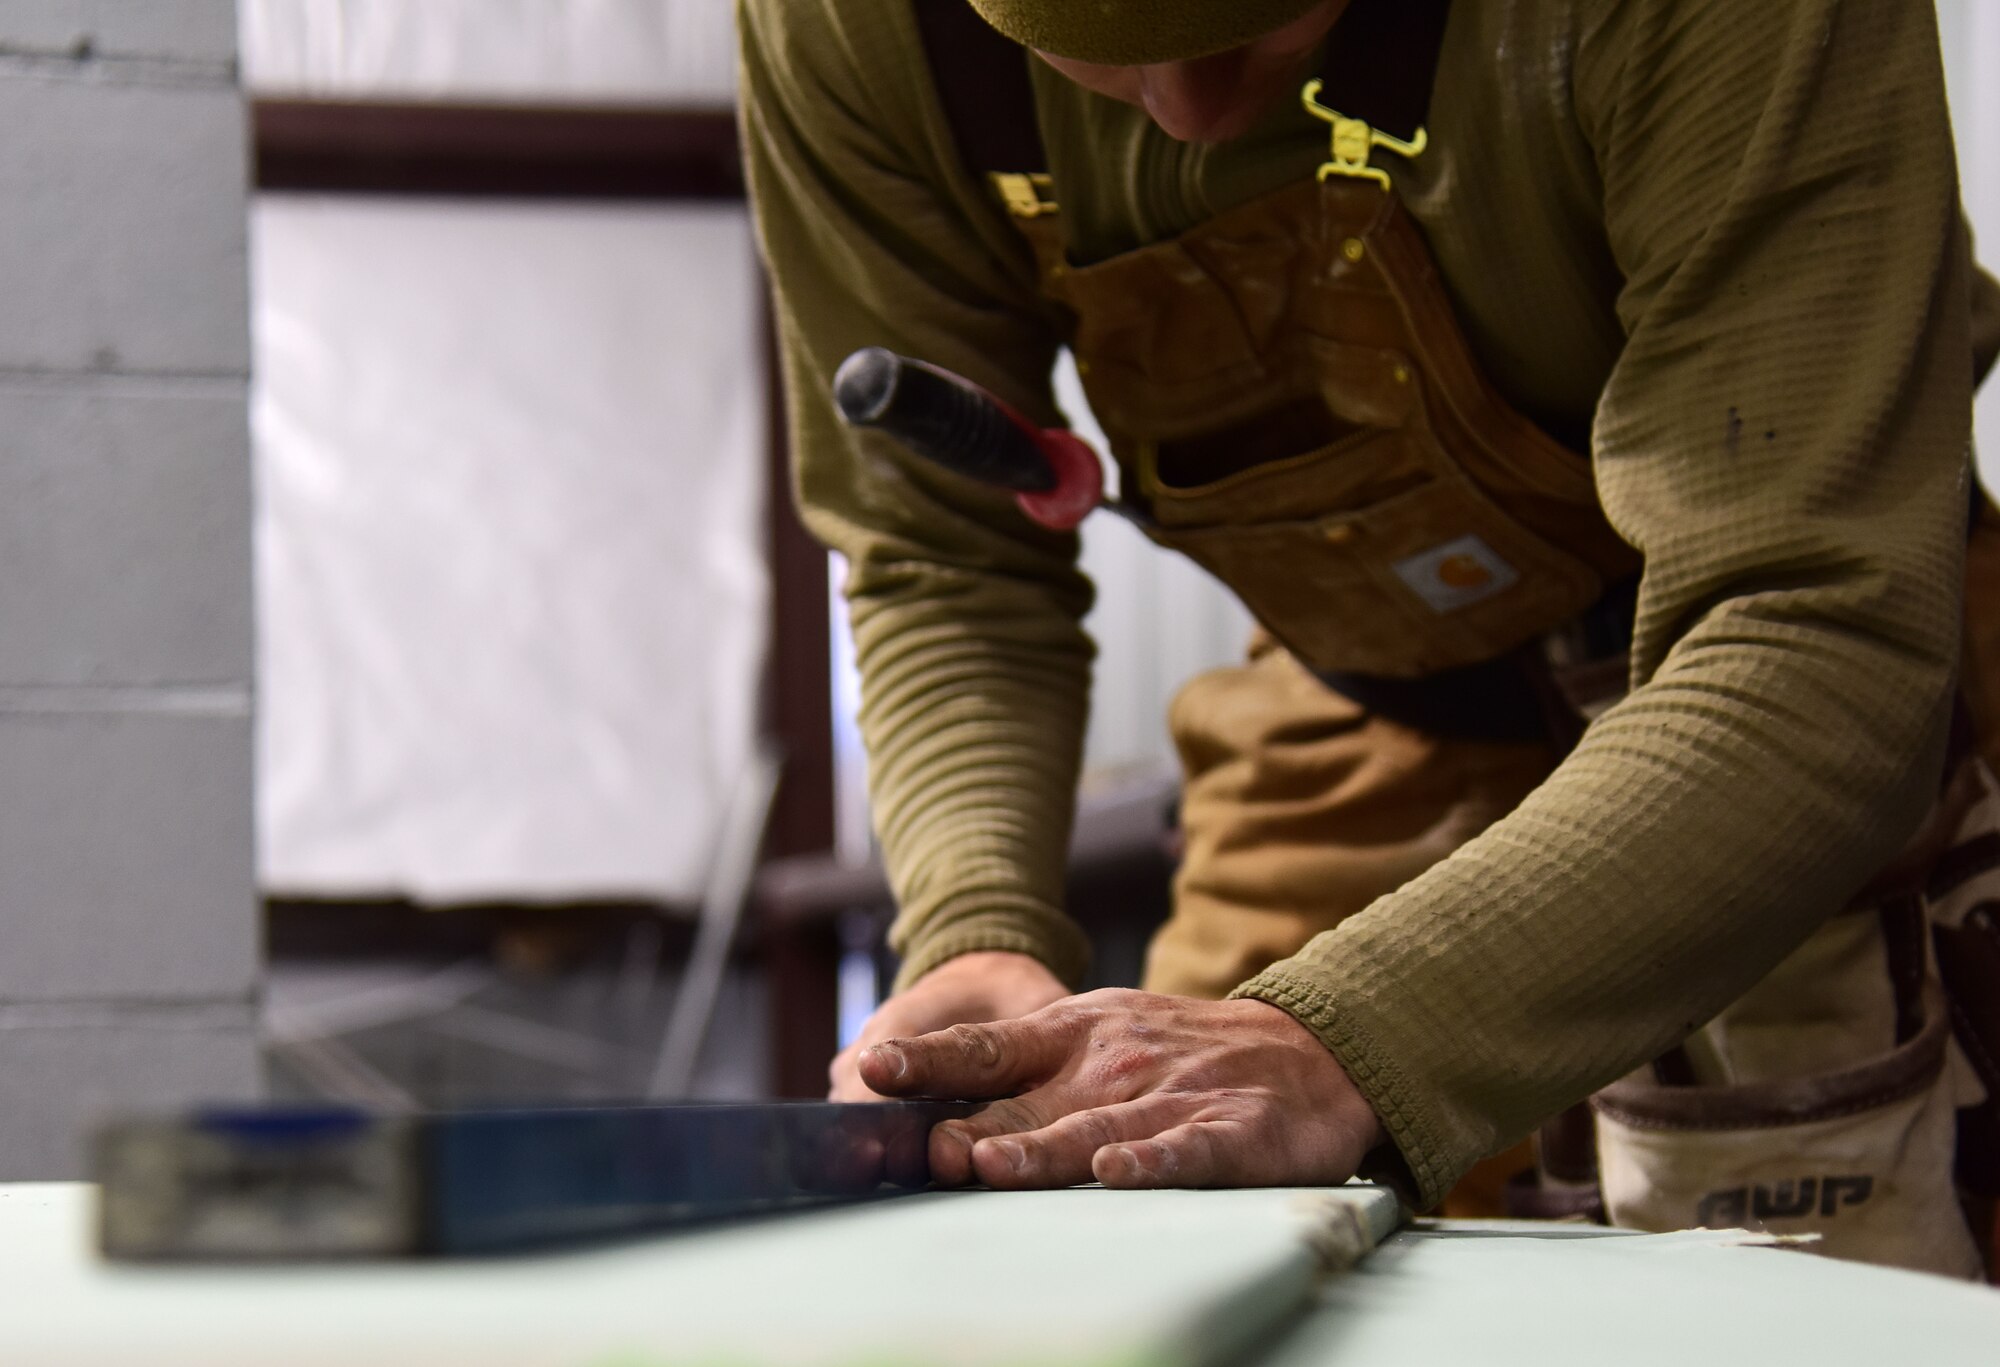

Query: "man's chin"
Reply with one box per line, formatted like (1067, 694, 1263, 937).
(1146, 103, 1265, 145)
(1145, 75, 1299, 144)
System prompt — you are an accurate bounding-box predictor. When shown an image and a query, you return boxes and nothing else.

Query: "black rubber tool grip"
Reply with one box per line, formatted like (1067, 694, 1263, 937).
(834, 347, 1057, 494)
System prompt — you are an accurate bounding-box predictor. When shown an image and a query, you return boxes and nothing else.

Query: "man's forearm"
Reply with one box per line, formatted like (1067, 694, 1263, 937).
(846, 583, 1096, 990)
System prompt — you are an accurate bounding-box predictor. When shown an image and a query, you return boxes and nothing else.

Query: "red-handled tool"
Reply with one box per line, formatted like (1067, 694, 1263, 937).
(832, 347, 1103, 532)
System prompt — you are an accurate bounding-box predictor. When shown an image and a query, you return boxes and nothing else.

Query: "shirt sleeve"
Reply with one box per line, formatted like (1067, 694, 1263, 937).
(1232, 0, 1974, 1207)
(737, 0, 1095, 988)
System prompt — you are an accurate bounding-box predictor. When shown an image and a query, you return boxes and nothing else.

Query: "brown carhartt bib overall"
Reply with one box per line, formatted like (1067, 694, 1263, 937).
(915, 0, 2000, 1277)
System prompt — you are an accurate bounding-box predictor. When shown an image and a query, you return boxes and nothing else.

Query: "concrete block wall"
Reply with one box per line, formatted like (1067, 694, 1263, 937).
(0, 1, 256, 1177)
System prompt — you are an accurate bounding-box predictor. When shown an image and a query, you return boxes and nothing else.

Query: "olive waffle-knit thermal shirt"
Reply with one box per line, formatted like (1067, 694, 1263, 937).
(738, 0, 1990, 1206)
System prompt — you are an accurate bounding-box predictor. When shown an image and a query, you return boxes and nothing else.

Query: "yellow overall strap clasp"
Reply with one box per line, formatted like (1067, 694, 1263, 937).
(992, 171, 1059, 219)
(1301, 79, 1428, 191)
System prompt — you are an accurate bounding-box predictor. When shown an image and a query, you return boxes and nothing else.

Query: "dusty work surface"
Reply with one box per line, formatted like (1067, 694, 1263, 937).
(1268, 1221, 2000, 1367)
(0, 1182, 1397, 1367)
(6, 1185, 1998, 1366)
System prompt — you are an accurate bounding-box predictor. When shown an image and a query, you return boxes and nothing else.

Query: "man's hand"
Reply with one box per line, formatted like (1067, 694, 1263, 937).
(828, 951, 1069, 1101)
(859, 989, 1385, 1189)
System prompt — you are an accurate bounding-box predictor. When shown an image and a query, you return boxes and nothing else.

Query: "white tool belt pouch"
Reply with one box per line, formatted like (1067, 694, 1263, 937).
(1590, 906, 1984, 1279)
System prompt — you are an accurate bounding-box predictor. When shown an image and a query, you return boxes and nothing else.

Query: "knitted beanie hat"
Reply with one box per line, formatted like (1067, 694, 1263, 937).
(967, 0, 1327, 65)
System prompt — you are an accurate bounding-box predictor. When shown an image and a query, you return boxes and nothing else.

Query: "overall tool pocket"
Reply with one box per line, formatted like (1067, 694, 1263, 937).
(1592, 907, 1986, 1280)
(1923, 755, 2000, 1259)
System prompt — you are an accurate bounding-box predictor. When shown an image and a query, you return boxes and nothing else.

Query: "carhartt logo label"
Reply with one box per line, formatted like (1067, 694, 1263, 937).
(1393, 535, 1519, 613)
(1437, 554, 1493, 590)
(1696, 1176, 1874, 1227)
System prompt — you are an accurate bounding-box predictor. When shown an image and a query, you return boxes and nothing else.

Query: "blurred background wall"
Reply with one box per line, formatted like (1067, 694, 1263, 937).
(0, 1, 257, 1177)
(242, 0, 785, 1112)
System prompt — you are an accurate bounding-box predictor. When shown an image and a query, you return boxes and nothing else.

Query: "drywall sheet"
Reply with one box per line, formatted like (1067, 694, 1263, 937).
(0, 1183, 1398, 1367)
(240, 0, 738, 104)
(1267, 1222, 2000, 1367)
(254, 197, 767, 904)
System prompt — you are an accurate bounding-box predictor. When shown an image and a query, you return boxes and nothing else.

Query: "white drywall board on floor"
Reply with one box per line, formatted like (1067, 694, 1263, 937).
(253, 196, 767, 904)
(0, 1184, 1400, 1367)
(239, 0, 738, 104)
(1269, 1222, 2000, 1367)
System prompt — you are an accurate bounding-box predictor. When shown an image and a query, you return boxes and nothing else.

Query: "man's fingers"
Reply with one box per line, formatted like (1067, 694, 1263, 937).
(882, 1120, 932, 1189)
(804, 1131, 885, 1195)
(968, 1095, 1191, 1190)
(1095, 1106, 1375, 1191)
(927, 1095, 1064, 1186)
(827, 1046, 882, 1102)
(1094, 1121, 1236, 1189)
(859, 1011, 1074, 1099)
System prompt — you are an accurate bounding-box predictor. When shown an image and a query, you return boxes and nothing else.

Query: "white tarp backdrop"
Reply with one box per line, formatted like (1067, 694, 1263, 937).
(1938, 0, 2000, 484)
(241, 0, 739, 104)
(253, 199, 767, 903)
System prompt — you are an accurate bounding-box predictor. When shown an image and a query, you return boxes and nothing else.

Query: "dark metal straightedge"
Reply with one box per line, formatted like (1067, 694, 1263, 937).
(96, 1100, 974, 1258)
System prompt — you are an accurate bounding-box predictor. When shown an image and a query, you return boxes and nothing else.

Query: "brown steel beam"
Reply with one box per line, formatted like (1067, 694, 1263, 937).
(253, 99, 744, 200)
(758, 298, 837, 866)
(757, 292, 841, 1096)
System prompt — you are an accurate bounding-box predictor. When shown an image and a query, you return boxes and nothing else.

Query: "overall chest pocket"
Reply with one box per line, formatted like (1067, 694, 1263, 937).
(1151, 462, 1606, 679)
(1119, 340, 1430, 528)
(1100, 341, 1604, 676)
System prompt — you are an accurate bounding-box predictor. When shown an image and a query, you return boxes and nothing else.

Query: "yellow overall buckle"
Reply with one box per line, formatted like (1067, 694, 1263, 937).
(992, 171, 1059, 219)
(1301, 80, 1429, 191)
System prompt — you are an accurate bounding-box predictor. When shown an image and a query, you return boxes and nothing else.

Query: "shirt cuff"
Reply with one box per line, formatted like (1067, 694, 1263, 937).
(892, 898, 1092, 993)
(1229, 965, 1456, 1210)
